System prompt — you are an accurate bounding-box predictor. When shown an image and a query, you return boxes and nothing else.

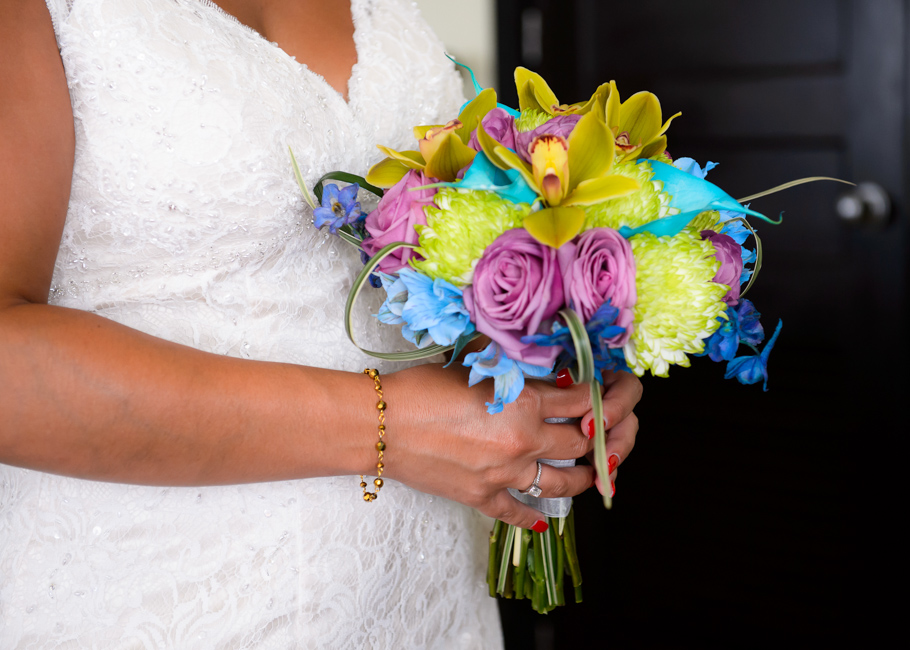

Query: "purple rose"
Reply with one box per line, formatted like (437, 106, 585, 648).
(557, 227, 637, 346)
(516, 115, 583, 162)
(362, 171, 436, 274)
(701, 230, 744, 304)
(468, 108, 518, 152)
(463, 229, 564, 367)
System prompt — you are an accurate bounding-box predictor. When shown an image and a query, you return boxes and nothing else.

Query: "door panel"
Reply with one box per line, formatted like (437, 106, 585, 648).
(496, 1, 905, 645)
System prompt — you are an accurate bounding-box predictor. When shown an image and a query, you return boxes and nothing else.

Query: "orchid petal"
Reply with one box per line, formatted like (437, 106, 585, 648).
(492, 144, 537, 193)
(568, 82, 612, 116)
(365, 157, 412, 188)
(456, 88, 498, 142)
(563, 174, 639, 207)
(567, 111, 614, 188)
(530, 135, 569, 205)
(413, 124, 442, 140)
(523, 206, 586, 249)
(515, 67, 560, 114)
(658, 111, 682, 137)
(475, 119, 514, 170)
(636, 134, 667, 161)
(605, 81, 621, 129)
(423, 133, 477, 182)
(376, 146, 425, 169)
(620, 92, 662, 147)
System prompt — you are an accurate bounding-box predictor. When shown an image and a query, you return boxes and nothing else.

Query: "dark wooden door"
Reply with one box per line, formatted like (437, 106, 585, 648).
(497, 1, 907, 646)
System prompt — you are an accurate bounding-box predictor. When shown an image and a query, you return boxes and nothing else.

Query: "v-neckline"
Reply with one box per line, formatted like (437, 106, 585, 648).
(197, 0, 361, 107)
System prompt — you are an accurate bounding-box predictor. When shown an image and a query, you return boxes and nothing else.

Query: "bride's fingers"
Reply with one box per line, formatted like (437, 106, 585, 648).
(535, 420, 594, 460)
(513, 462, 595, 500)
(579, 374, 641, 441)
(604, 411, 638, 468)
(535, 379, 595, 420)
(582, 411, 638, 472)
(600, 370, 643, 430)
(480, 491, 551, 531)
(585, 410, 638, 495)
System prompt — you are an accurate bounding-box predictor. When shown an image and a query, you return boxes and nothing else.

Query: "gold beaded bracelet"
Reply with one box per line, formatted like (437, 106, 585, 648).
(360, 368, 386, 502)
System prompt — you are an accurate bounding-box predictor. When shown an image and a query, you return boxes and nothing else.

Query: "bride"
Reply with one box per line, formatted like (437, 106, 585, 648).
(0, 0, 641, 647)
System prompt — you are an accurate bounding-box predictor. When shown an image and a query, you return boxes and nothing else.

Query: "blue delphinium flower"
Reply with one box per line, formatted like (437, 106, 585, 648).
(699, 298, 765, 362)
(463, 341, 552, 414)
(725, 319, 783, 391)
(375, 272, 432, 348)
(397, 269, 475, 346)
(522, 301, 630, 380)
(673, 157, 718, 180)
(313, 183, 362, 234)
(375, 269, 475, 349)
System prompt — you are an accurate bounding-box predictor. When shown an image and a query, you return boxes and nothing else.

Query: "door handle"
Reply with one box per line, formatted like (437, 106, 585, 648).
(836, 182, 892, 226)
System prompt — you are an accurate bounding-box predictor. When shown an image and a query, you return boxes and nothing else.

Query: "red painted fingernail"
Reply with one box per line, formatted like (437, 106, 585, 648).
(608, 454, 620, 473)
(611, 480, 616, 497)
(531, 520, 549, 533)
(586, 419, 607, 439)
(555, 368, 573, 388)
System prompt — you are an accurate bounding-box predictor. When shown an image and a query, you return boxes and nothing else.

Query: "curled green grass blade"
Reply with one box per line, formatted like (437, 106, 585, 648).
(335, 226, 364, 250)
(558, 308, 610, 508)
(723, 217, 763, 298)
(736, 176, 853, 203)
(345, 242, 460, 361)
(314, 171, 385, 204)
(289, 147, 316, 210)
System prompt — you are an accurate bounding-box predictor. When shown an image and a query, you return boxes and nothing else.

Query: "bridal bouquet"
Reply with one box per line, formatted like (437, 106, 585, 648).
(293, 65, 826, 612)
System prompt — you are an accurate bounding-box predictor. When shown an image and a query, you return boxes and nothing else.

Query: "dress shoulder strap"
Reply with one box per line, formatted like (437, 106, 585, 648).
(43, 0, 74, 36)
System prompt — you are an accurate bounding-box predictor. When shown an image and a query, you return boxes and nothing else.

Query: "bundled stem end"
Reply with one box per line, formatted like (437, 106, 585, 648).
(487, 510, 584, 612)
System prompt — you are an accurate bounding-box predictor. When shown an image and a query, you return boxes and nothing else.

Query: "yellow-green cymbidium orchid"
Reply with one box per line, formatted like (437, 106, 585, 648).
(514, 67, 610, 119)
(604, 80, 680, 162)
(477, 110, 640, 248)
(365, 89, 499, 187)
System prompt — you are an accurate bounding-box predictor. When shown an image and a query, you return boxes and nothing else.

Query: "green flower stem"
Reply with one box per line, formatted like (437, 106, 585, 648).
(531, 533, 546, 612)
(540, 519, 558, 609)
(513, 527, 531, 598)
(555, 521, 566, 607)
(497, 525, 516, 595)
(488, 520, 503, 598)
(564, 508, 583, 603)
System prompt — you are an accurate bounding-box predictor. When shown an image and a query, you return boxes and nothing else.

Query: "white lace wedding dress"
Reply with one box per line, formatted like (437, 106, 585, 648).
(0, 1, 503, 647)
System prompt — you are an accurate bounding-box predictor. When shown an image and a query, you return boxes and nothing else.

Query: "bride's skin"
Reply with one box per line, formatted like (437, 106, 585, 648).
(0, 0, 641, 530)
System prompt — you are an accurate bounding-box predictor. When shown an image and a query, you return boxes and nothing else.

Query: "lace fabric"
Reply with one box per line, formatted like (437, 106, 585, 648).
(0, 1, 503, 647)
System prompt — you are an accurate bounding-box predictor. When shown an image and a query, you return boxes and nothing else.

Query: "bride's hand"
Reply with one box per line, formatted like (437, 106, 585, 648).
(381, 363, 642, 530)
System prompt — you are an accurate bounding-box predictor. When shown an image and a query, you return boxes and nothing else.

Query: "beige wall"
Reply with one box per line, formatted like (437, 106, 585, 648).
(415, 0, 497, 97)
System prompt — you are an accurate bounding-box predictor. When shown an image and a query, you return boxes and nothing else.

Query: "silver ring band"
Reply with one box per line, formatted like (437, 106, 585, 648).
(520, 462, 543, 498)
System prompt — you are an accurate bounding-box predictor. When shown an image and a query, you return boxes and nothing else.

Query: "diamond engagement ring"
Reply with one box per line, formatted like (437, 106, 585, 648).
(520, 462, 543, 498)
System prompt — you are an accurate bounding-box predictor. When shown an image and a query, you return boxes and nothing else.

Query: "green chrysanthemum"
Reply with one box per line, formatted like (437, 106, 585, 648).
(515, 109, 552, 132)
(687, 210, 723, 233)
(582, 161, 676, 231)
(412, 189, 532, 285)
(624, 229, 729, 377)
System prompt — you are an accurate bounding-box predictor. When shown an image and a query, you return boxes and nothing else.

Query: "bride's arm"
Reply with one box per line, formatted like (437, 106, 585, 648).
(0, 0, 641, 530)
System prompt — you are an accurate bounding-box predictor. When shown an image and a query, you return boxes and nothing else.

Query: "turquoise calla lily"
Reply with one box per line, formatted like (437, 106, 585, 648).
(646, 159, 779, 220)
(420, 152, 538, 205)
